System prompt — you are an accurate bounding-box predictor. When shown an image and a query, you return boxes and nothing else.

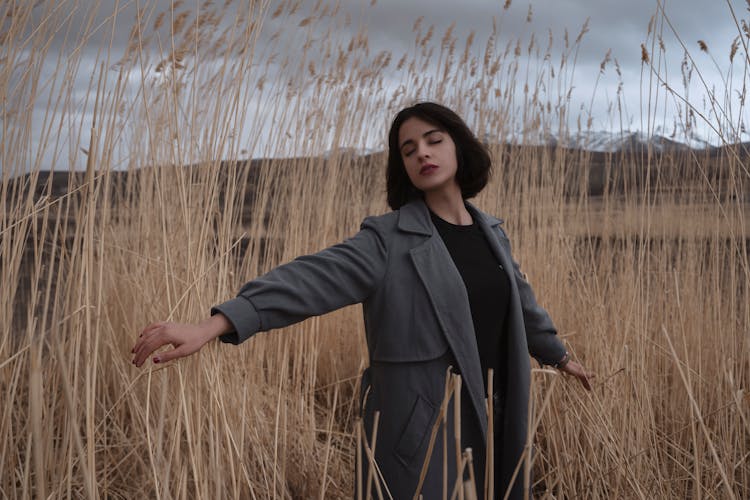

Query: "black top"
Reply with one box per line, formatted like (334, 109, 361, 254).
(430, 210, 511, 399)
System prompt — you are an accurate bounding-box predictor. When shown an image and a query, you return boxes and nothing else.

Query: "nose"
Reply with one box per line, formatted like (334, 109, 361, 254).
(416, 141, 430, 160)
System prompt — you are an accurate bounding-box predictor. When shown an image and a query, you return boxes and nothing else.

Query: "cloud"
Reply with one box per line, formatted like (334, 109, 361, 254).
(9, 0, 749, 174)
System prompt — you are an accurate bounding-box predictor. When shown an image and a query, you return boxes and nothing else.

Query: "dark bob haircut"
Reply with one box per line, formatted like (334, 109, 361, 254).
(386, 102, 492, 210)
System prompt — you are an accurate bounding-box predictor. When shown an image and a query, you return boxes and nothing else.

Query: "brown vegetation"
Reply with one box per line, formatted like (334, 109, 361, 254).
(1, 0, 748, 498)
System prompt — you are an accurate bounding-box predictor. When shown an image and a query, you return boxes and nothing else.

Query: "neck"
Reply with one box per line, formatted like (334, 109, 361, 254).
(424, 185, 472, 225)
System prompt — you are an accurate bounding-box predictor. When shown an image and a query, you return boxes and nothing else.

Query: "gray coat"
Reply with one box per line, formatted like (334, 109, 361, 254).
(213, 199, 566, 499)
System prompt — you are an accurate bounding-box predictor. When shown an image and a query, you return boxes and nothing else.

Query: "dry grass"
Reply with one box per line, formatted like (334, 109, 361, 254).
(1, 0, 748, 498)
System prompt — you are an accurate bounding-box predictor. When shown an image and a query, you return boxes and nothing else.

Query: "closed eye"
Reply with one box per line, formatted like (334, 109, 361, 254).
(399, 130, 444, 157)
(425, 130, 444, 143)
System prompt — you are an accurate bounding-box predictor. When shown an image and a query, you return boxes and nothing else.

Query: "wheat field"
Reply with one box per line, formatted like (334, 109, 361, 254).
(1, 1, 748, 498)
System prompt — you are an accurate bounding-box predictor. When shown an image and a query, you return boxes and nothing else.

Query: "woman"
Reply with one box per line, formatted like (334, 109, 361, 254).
(132, 102, 592, 499)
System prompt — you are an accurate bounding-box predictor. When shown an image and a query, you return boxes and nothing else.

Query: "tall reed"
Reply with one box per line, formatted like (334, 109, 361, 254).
(1, 0, 748, 498)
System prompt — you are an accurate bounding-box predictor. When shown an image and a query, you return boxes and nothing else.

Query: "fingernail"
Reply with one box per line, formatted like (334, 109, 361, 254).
(153, 357, 160, 364)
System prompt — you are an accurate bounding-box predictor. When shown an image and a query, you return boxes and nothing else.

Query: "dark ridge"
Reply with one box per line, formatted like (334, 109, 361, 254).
(5, 140, 749, 206)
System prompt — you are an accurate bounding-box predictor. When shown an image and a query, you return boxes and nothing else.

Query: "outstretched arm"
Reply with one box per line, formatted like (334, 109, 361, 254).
(517, 263, 594, 390)
(131, 216, 388, 367)
(213, 216, 388, 344)
(498, 227, 594, 391)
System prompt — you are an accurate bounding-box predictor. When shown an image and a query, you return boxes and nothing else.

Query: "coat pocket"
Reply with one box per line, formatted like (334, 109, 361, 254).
(394, 394, 437, 468)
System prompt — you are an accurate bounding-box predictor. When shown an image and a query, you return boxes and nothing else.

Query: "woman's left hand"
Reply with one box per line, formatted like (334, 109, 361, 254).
(559, 360, 594, 391)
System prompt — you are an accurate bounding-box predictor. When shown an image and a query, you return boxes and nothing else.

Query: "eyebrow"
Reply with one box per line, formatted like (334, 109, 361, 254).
(399, 128, 443, 150)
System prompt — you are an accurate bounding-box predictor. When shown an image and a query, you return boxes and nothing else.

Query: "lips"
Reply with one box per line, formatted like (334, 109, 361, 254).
(420, 163, 438, 174)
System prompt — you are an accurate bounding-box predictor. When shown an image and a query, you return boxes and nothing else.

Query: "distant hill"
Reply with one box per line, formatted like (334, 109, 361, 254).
(7, 139, 749, 212)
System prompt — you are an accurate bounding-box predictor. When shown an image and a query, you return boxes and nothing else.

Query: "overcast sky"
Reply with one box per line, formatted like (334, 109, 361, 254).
(8, 0, 750, 173)
(335, 0, 747, 139)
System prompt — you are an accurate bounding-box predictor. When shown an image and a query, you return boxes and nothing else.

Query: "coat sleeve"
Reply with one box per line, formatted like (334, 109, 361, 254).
(499, 227, 567, 366)
(211, 216, 388, 345)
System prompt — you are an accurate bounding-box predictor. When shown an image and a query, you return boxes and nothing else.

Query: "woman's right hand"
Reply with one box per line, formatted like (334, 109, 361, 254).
(131, 314, 232, 367)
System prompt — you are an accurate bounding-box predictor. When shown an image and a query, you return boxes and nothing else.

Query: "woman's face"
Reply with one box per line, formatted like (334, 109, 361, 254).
(397, 117, 459, 196)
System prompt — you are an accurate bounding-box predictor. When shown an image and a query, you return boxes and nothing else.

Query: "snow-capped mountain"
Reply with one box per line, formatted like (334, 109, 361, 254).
(323, 130, 732, 159)
(500, 129, 716, 153)
(566, 130, 714, 152)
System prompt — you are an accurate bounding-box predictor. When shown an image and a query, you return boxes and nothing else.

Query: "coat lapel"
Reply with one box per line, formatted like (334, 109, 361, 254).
(398, 200, 489, 441)
(465, 202, 516, 293)
(467, 203, 528, 353)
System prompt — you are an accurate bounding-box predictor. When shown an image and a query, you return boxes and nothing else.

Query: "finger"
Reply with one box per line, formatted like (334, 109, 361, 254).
(132, 323, 164, 354)
(136, 324, 186, 362)
(134, 329, 171, 367)
(133, 326, 163, 360)
(583, 377, 592, 391)
(139, 321, 166, 338)
(132, 327, 159, 352)
(579, 374, 592, 391)
(132, 336, 148, 359)
(153, 345, 187, 364)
